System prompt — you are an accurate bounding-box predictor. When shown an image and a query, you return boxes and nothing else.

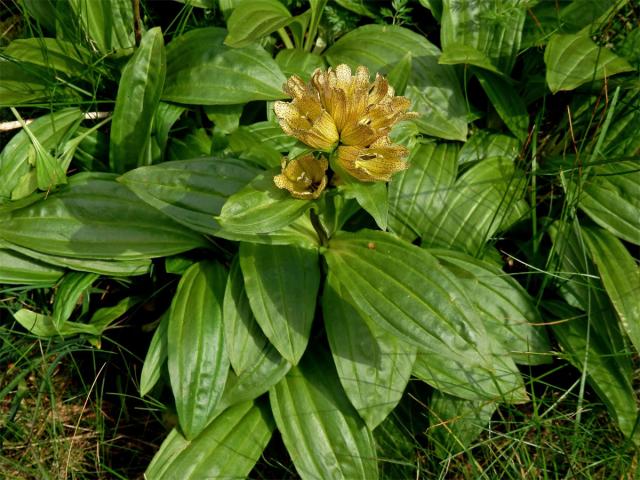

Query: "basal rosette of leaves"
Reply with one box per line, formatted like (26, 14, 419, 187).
(1, 0, 639, 478)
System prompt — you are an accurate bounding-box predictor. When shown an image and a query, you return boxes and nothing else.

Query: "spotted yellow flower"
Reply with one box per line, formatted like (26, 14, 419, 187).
(274, 153, 329, 199)
(336, 136, 409, 182)
(311, 64, 416, 147)
(273, 76, 339, 151)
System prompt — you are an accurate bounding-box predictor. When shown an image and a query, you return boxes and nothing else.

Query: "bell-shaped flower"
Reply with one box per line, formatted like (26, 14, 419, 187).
(311, 64, 416, 146)
(336, 136, 409, 182)
(274, 153, 329, 199)
(274, 76, 339, 151)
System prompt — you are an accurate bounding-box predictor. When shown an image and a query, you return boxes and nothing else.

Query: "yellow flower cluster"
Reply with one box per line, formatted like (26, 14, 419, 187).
(273, 64, 416, 198)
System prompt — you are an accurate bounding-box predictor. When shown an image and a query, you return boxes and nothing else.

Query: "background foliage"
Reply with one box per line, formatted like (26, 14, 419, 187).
(0, 0, 638, 478)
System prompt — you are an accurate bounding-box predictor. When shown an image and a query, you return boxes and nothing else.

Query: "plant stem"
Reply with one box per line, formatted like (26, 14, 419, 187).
(277, 28, 294, 49)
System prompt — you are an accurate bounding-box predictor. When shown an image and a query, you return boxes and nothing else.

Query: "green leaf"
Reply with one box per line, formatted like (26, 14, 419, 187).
(204, 104, 244, 134)
(441, 0, 527, 74)
(0, 248, 63, 285)
(0, 173, 206, 260)
(388, 142, 459, 242)
(275, 48, 326, 79)
(325, 24, 468, 141)
(88, 296, 140, 335)
(219, 343, 291, 409)
(544, 33, 634, 93)
(439, 44, 503, 75)
(341, 181, 388, 230)
(474, 69, 529, 141)
(576, 160, 640, 245)
(109, 27, 166, 173)
(0, 108, 83, 201)
(2, 243, 151, 277)
(227, 121, 296, 168)
(66, 0, 135, 54)
(140, 311, 169, 397)
(428, 390, 496, 458)
(119, 158, 259, 236)
(223, 257, 269, 375)
(324, 273, 415, 430)
(145, 400, 274, 480)
(324, 230, 527, 402)
(217, 172, 312, 235)
(547, 300, 638, 443)
(168, 261, 229, 440)
(225, 0, 293, 48)
(52, 271, 99, 331)
(0, 60, 60, 106)
(3, 38, 91, 77)
(457, 130, 520, 165)
(270, 349, 379, 480)
(216, 213, 319, 248)
(582, 226, 640, 353)
(239, 243, 320, 364)
(163, 27, 287, 105)
(422, 157, 526, 255)
(429, 249, 550, 365)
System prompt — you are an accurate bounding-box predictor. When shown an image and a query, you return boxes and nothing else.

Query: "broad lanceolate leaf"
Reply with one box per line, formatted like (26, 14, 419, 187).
(2, 243, 151, 277)
(441, 0, 527, 75)
(66, 0, 135, 54)
(275, 49, 326, 80)
(0, 248, 63, 285)
(325, 230, 527, 402)
(582, 226, 640, 353)
(225, 0, 293, 48)
(474, 69, 529, 141)
(140, 311, 169, 397)
(544, 33, 634, 93)
(0, 109, 83, 201)
(388, 142, 458, 242)
(0, 60, 60, 106)
(0, 173, 205, 260)
(52, 271, 99, 331)
(324, 273, 415, 430)
(428, 390, 496, 458)
(576, 160, 640, 245)
(341, 181, 388, 230)
(168, 261, 229, 440)
(109, 27, 166, 173)
(217, 172, 313, 235)
(422, 157, 526, 255)
(548, 221, 637, 441)
(325, 24, 468, 141)
(223, 257, 269, 375)
(163, 27, 286, 105)
(119, 157, 259, 235)
(145, 400, 274, 480)
(548, 301, 638, 444)
(429, 249, 550, 365)
(270, 349, 379, 480)
(457, 130, 520, 165)
(3, 38, 91, 78)
(239, 243, 320, 364)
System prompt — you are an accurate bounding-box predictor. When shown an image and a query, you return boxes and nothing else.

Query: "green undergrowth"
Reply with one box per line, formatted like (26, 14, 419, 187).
(1, 0, 639, 478)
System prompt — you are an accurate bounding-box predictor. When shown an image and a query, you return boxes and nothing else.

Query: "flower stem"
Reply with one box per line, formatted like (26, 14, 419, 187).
(309, 208, 328, 247)
(277, 28, 295, 49)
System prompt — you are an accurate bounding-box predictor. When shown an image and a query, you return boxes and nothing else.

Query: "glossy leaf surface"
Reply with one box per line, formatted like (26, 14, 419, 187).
(164, 27, 286, 105)
(239, 243, 320, 364)
(119, 158, 259, 235)
(325, 230, 526, 402)
(167, 261, 229, 439)
(0, 173, 205, 260)
(270, 350, 379, 480)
